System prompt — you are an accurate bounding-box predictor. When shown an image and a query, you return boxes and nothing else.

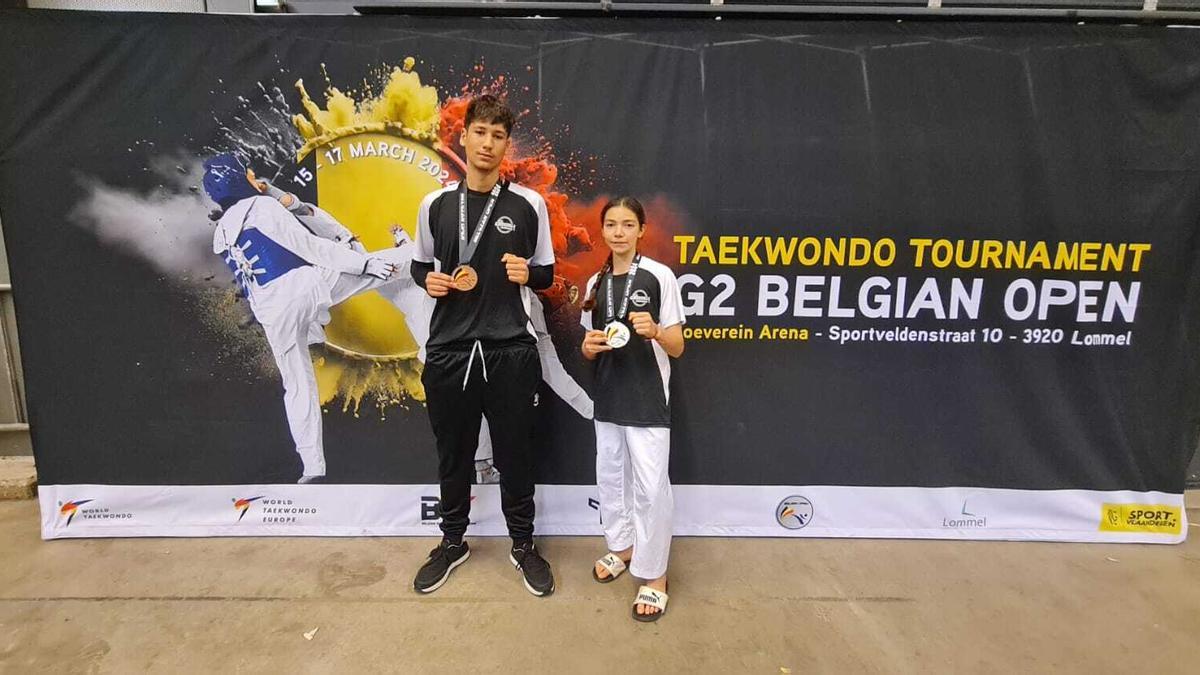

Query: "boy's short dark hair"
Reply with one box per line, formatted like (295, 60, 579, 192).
(464, 94, 515, 135)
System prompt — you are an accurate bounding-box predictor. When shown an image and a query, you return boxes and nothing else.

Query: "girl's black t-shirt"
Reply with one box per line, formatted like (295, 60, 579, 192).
(582, 255, 686, 428)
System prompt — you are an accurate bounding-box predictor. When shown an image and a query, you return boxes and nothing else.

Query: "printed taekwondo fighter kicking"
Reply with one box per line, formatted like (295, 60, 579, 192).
(203, 152, 431, 484)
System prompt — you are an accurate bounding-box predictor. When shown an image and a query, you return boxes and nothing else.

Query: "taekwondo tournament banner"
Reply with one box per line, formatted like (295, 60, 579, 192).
(1, 10, 1197, 543)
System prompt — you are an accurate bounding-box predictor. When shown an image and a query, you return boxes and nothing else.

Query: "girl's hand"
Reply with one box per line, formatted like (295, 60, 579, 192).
(628, 311, 660, 339)
(581, 329, 613, 359)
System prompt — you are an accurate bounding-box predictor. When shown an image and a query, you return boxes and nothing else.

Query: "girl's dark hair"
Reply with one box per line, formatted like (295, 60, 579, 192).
(582, 197, 646, 311)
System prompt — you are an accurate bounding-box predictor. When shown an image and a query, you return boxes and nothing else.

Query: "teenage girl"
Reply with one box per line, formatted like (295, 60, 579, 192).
(580, 197, 686, 622)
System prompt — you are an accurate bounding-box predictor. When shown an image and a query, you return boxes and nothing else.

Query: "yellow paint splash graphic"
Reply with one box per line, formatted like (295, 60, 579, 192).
(315, 355, 425, 419)
(289, 58, 444, 416)
(292, 59, 441, 159)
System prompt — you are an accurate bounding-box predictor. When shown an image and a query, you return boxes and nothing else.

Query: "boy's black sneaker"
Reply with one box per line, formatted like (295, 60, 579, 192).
(413, 539, 470, 593)
(509, 541, 555, 597)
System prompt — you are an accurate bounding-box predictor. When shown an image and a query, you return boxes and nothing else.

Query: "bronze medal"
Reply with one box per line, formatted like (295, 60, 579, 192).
(451, 264, 478, 291)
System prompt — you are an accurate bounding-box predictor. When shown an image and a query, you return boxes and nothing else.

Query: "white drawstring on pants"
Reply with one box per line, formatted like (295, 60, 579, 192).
(463, 339, 489, 390)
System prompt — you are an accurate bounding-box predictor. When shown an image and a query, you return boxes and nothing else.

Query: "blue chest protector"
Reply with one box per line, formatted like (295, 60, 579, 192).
(223, 227, 309, 291)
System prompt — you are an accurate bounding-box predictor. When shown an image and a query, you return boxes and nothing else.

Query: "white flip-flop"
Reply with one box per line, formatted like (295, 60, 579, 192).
(632, 584, 669, 622)
(592, 552, 628, 583)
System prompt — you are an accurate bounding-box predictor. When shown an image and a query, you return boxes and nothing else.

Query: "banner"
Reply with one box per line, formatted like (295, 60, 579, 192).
(2, 10, 1197, 542)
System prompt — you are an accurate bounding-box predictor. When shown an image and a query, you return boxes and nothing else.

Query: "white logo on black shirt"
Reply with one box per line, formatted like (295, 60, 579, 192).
(495, 216, 516, 234)
(630, 289, 651, 307)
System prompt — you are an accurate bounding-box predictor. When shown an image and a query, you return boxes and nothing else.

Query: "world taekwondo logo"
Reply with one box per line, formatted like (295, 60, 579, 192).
(775, 496, 813, 530)
(58, 499, 131, 526)
(234, 496, 265, 522)
(59, 500, 94, 526)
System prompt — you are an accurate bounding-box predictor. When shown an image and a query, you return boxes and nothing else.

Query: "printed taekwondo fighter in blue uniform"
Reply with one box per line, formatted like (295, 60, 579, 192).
(203, 153, 432, 484)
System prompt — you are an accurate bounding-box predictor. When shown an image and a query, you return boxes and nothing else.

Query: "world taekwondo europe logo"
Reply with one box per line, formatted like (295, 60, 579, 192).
(234, 496, 265, 522)
(775, 496, 813, 530)
(59, 500, 94, 526)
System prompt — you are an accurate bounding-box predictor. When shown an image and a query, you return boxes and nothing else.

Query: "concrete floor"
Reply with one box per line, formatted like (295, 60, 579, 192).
(0, 499, 1198, 673)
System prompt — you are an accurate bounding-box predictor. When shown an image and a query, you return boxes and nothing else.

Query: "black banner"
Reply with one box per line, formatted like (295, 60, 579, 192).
(1, 10, 1198, 539)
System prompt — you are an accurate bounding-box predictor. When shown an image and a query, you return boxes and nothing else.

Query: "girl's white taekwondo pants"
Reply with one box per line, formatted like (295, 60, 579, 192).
(594, 420, 673, 579)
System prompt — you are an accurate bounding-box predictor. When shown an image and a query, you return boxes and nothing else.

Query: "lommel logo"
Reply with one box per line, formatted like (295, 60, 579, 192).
(1099, 503, 1182, 535)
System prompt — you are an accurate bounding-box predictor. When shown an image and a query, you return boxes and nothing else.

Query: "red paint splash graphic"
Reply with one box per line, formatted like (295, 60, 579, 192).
(439, 64, 688, 298)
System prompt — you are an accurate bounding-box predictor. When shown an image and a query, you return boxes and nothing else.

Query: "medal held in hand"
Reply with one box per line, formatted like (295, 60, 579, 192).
(454, 181, 504, 294)
(451, 264, 478, 291)
(604, 320, 631, 348)
(603, 254, 642, 349)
